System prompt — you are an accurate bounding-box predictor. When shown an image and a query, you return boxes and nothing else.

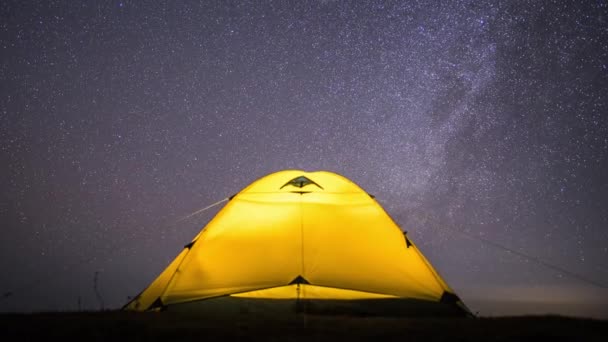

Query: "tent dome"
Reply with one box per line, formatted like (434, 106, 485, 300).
(124, 170, 469, 316)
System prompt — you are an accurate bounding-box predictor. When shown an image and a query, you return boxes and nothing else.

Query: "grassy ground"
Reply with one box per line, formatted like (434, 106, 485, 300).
(1, 311, 607, 341)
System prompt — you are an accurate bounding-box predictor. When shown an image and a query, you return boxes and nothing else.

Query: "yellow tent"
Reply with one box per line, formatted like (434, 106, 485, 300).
(124, 170, 469, 316)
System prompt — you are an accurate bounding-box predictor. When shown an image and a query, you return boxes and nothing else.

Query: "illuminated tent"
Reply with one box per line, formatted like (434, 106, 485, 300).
(124, 170, 469, 316)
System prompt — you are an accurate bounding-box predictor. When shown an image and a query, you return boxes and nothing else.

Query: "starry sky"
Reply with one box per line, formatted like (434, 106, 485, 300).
(1, 1, 608, 318)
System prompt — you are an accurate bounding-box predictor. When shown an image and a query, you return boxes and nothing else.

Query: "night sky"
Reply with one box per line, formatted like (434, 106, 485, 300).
(2, 1, 608, 318)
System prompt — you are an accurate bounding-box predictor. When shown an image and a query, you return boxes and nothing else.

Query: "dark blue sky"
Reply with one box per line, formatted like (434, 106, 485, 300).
(1, 1, 607, 318)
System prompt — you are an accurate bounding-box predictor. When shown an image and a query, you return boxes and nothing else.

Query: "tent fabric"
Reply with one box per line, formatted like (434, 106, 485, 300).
(124, 170, 468, 315)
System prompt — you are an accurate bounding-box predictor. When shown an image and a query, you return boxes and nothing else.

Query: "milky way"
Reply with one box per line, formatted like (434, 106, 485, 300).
(1, 1, 607, 317)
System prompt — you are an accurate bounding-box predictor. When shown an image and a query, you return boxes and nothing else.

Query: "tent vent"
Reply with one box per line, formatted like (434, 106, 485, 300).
(280, 176, 323, 190)
(289, 275, 310, 285)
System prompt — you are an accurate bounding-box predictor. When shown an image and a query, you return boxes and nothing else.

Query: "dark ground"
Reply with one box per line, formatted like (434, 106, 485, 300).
(1, 311, 607, 341)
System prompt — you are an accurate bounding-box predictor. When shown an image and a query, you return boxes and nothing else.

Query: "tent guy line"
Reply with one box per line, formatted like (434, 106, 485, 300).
(0, 197, 231, 305)
(451, 228, 608, 289)
(174, 198, 230, 225)
(391, 205, 608, 289)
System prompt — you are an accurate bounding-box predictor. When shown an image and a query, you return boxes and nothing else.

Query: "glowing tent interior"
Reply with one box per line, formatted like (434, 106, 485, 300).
(124, 170, 470, 316)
